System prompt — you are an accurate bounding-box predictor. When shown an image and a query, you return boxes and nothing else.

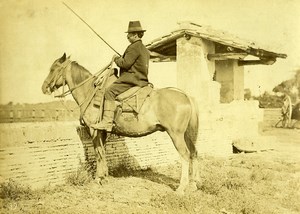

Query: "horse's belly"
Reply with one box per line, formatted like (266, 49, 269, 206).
(113, 112, 162, 137)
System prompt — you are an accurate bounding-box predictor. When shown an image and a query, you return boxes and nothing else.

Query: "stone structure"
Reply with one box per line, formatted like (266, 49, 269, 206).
(146, 21, 286, 155)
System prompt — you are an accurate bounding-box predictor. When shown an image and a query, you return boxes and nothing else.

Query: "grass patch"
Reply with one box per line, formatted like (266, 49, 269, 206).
(195, 155, 285, 213)
(66, 164, 93, 186)
(216, 190, 260, 214)
(0, 179, 36, 200)
(250, 167, 275, 182)
(280, 179, 300, 212)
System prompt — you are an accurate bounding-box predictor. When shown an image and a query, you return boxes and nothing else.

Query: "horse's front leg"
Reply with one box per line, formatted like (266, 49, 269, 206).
(92, 131, 109, 184)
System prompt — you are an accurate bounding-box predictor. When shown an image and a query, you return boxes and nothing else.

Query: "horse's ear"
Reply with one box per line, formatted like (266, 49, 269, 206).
(59, 53, 66, 63)
(67, 55, 71, 59)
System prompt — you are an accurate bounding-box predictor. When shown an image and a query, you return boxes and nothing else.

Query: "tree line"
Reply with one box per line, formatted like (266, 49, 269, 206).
(245, 68, 300, 108)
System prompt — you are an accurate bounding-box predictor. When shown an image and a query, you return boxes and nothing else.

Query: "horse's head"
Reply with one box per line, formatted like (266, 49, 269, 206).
(42, 53, 71, 95)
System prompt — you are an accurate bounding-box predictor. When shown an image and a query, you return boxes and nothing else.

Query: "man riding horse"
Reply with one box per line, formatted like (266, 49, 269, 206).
(91, 21, 150, 131)
(42, 20, 200, 194)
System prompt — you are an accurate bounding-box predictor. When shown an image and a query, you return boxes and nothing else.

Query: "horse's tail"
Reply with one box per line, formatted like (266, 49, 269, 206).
(184, 96, 199, 158)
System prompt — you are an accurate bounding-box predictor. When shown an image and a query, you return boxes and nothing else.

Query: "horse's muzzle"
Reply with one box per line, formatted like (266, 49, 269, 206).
(41, 81, 51, 95)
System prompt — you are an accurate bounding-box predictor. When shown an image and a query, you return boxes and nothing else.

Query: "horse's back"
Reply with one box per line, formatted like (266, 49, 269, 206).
(147, 88, 193, 130)
(152, 87, 192, 108)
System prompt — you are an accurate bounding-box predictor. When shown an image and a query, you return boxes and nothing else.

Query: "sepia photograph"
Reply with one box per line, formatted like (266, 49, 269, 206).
(0, 0, 299, 213)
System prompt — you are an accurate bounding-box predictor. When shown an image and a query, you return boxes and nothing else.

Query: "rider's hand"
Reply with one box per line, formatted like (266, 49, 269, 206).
(94, 76, 103, 86)
(112, 54, 119, 62)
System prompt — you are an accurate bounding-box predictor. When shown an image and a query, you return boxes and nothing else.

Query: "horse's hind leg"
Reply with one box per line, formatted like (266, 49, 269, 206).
(186, 137, 199, 191)
(189, 152, 199, 191)
(168, 131, 190, 194)
(178, 155, 190, 194)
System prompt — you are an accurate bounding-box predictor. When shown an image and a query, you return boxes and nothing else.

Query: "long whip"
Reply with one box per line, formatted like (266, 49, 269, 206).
(62, 2, 121, 56)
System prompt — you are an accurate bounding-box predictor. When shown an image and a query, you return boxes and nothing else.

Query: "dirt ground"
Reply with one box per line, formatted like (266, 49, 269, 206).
(1, 125, 300, 214)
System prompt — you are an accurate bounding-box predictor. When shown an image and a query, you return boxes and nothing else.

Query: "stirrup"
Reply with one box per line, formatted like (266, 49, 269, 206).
(90, 122, 113, 132)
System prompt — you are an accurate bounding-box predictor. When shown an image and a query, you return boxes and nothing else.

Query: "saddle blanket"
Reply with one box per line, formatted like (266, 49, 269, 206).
(116, 85, 153, 113)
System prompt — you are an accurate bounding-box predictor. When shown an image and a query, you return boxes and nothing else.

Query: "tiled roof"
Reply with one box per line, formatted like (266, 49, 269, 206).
(146, 22, 287, 59)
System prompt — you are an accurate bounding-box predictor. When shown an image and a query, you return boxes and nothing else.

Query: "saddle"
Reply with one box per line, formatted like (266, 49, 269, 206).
(93, 84, 153, 114)
(116, 85, 153, 113)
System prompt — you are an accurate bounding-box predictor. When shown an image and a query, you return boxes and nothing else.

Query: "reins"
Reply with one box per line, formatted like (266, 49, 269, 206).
(54, 60, 113, 98)
(50, 58, 114, 126)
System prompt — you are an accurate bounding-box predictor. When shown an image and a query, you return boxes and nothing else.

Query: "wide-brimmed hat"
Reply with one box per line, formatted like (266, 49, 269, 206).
(125, 21, 146, 33)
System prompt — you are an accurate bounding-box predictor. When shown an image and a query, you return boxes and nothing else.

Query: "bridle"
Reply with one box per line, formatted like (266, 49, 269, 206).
(46, 59, 112, 99)
(45, 58, 114, 128)
(44, 59, 72, 96)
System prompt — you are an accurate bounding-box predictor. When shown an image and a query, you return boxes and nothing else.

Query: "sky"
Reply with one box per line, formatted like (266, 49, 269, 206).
(0, 0, 299, 104)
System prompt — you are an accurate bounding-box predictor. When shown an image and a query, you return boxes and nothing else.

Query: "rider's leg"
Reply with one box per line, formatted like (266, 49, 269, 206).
(91, 83, 131, 131)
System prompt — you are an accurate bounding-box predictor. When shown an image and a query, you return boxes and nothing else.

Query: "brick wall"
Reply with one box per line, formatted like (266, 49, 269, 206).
(77, 126, 179, 171)
(0, 105, 273, 189)
(0, 122, 84, 188)
(0, 122, 178, 189)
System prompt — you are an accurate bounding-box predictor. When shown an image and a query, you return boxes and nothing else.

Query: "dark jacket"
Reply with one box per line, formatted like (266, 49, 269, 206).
(114, 40, 150, 87)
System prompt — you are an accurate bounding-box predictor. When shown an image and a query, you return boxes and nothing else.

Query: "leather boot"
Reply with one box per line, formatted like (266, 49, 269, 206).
(91, 100, 116, 131)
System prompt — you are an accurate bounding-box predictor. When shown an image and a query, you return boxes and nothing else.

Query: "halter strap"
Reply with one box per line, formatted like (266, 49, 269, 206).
(54, 60, 113, 98)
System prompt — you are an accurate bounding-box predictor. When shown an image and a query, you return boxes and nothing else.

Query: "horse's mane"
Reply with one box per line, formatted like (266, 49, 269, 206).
(71, 61, 92, 85)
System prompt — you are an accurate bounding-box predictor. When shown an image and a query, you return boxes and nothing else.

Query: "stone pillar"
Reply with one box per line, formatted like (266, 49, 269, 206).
(215, 60, 244, 103)
(176, 36, 219, 106)
(176, 36, 222, 154)
(233, 61, 244, 100)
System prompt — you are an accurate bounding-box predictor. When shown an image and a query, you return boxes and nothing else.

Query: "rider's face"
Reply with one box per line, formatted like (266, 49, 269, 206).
(127, 33, 137, 43)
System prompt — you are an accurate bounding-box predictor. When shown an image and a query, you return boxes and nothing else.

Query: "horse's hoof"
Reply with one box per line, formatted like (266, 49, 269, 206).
(101, 177, 109, 184)
(186, 182, 198, 193)
(94, 176, 109, 185)
(94, 177, 104, 185)
(175, 187, 185, 196)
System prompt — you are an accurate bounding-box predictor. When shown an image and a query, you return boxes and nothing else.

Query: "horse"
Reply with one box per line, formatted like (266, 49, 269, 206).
(41, 53, 200, 194)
